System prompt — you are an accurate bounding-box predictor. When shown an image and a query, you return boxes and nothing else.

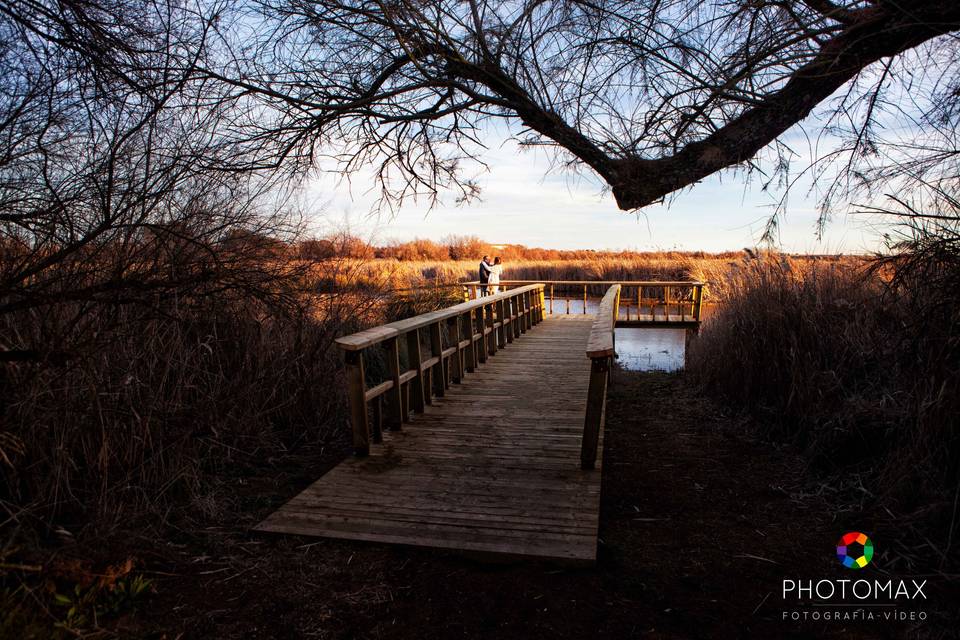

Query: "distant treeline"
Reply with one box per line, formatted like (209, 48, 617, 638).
(295, 233, 847, 262)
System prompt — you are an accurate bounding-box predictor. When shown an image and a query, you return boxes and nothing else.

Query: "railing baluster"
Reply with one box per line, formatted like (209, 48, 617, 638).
(463, 311, 476, 372)
(476, 305, 488, 364)
(449, 315, 463, 383)
(344, 350, 369, 456)
(581, 356, 608, 470)
(496, 298, 507, 348)
(406, 329, 426, 413)
(430, 321, 445, 398)
(386, 336, 403, 429)
(486, 301, 497, 355)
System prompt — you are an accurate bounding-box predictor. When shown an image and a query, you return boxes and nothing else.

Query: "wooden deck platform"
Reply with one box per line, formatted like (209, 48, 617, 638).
(255, 315, 603, 565)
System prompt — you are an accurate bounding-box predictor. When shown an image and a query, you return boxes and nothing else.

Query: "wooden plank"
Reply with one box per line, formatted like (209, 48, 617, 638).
(364, 379, 394, 402)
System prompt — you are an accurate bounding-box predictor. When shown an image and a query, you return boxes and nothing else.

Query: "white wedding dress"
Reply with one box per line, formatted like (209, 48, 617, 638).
(488, 264, 502, 294)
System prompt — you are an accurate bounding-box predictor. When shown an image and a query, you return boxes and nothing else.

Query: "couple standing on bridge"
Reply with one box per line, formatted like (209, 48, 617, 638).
(478, 255, 504, 296)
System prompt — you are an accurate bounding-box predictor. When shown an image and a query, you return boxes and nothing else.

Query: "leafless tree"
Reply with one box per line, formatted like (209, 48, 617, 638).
(0, 0, 303, 362)
(215, 0, 960, 225)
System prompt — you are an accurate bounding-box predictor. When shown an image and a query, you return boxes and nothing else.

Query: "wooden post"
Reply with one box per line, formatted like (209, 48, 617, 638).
(515, 294, 525, 334)
(463, 311, 477, 372)
(538, 287, 546, 323)
(550, 283, 554, 315)
(637, 286, 642, 320)
(580, 356, 608, 470)
(344, 350, 370, 456)
(486, 302, 497, 356)
(496, 298, 507, 347)
(470, 284, 478, 300)
(583, 284, 587, 315)
(449, 316, 463, 383)
(693, 284, 703, 322)
(505, 295, 515, 343)
(476, 306, 488, 364)
(406, 329, 426, 413)
(430, 321, 445, 398)
(385, 336, 403, 429)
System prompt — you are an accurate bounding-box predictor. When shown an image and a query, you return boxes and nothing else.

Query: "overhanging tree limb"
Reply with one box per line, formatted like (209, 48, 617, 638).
(225, 0, 960, 213)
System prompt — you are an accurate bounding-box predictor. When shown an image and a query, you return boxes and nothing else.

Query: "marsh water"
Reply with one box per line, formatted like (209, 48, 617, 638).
(540, 298, 688, 372)
(614, 327, 686, 372)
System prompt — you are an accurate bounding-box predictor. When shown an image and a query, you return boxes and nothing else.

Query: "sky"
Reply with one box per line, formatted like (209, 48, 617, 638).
(302, 124, 887, 254)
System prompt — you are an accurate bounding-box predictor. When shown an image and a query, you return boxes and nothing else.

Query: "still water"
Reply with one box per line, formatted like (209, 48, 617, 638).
(542, 299, 688, 372)
(615, 328, 686, 372)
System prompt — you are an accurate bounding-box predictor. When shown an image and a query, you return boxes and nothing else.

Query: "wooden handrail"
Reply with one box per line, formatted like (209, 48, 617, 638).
(336, 284, 547, 456)
(336, 284, 544, 351)
(586, 285, 620, 358)
(461, 279, 705, 324)
(581, 285, 620, 470)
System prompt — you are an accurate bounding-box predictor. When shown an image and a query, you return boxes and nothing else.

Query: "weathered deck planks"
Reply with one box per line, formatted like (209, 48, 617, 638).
(255, 315, 603, 565)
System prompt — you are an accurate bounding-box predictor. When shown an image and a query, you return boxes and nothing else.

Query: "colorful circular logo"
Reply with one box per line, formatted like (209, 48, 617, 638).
(836, 531, 874, 569)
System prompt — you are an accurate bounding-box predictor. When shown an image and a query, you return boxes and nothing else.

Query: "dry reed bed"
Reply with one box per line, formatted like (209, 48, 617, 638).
(688, 248, 959, 573)
(314, 254, 858, 301)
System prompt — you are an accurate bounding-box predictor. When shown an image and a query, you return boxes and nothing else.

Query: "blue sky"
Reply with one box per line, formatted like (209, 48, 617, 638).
(303, 124, 886, 253)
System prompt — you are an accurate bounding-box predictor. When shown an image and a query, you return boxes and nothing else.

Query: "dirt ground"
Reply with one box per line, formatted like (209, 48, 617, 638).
(14, 371, 956, 639)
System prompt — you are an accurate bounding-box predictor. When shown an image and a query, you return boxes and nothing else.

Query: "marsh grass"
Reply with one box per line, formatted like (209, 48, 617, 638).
(688, 237, 960, 571)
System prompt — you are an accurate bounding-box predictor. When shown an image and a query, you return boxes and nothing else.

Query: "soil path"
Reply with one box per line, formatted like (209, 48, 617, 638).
(129, 371, 914, 639)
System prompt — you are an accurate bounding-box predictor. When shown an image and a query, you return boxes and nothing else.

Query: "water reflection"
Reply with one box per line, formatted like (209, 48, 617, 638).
(615, 327, 686, 372)
(539, 298, 690, 372)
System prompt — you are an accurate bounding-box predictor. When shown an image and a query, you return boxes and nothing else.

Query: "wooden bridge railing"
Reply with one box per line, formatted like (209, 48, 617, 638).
(335, 284, 547, 456)
(581, 285, 620, 470)
(462, 280, 704, 323)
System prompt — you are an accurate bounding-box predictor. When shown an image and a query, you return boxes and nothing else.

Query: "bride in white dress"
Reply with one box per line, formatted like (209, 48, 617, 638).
(488, 257, 503, 294)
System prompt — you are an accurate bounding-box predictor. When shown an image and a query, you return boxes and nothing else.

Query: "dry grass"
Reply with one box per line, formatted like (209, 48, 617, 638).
(315, 253, 850, 299)
(688, 241, 960, 572)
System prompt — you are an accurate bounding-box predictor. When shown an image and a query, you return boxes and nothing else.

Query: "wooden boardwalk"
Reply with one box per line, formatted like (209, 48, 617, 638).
(255, 315, 603, 564)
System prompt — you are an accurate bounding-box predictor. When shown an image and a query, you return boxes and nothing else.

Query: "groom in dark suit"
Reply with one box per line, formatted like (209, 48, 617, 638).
(478, 255, 492, 296)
